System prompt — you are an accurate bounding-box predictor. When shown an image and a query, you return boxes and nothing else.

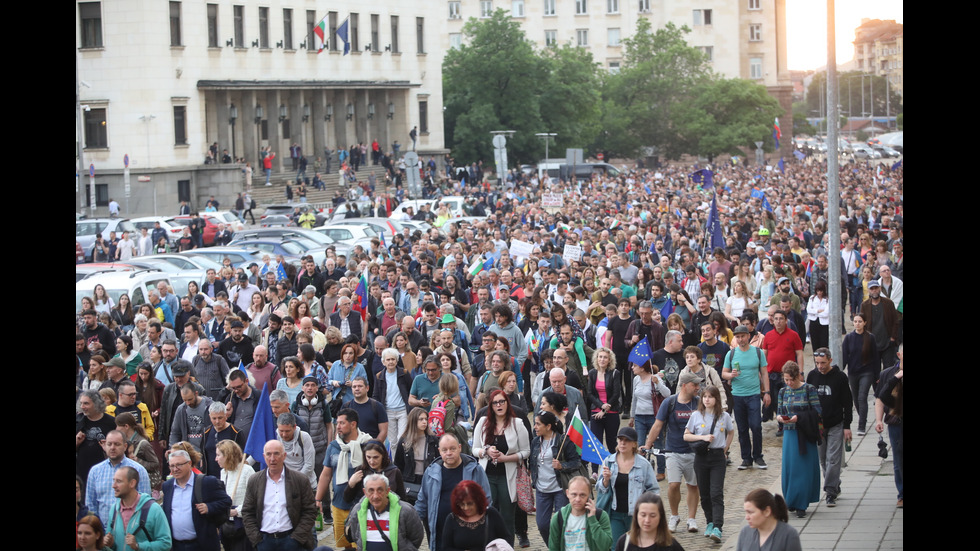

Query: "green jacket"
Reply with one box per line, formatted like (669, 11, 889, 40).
(547, 502, 612, 551)
(106, 493, 172, 551)
(349, 492, 425, 551)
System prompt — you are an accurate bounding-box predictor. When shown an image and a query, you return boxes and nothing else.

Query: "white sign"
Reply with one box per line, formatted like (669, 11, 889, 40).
(509, 239, 534, 259)
(563, 244, 582, 262)
(541, 193, 564, 207)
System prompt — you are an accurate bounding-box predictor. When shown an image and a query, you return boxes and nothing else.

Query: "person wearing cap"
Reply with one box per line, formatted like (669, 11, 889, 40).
(642, 370, 702, 534)
(217, 319, 254, 367)
(596, 426, 658, 544)
(860, 279, 900, 374)
(723, 324, 770, 471)
(768, 276, 801, 314)
(99, 356, 130, 394)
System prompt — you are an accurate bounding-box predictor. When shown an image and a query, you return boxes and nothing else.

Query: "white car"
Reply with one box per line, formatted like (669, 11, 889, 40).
(130, 216, 185, 241)
(76, 270, 172, 312)
(390, 196, 467, 219)
(206, 211, 247, 232)
(314, 224, 379, 244)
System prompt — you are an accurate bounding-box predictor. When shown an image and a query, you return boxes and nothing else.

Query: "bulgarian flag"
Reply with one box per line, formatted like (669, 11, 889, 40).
(468, 256, 486, 277)
(313, 16, 328, 53)
(773, 117, 781, 148)
(566, 408, 611, 465)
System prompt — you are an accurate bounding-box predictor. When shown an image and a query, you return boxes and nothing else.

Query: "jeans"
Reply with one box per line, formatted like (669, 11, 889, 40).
(763, 373, 784, 424)
(849, 370, 874, 431)
(818, 424, 844, 497)
(534, 490, 568, 542)
(609, 511, 631, 546)
(635, 414, 665, 473)
(256, 533, 304, 551)
(888, 423, 903, 500)
(694, 449, 727, 529)
(265, 168, 272, 184)
(386, 408, 408, 451)
(733, 394, 763, 462)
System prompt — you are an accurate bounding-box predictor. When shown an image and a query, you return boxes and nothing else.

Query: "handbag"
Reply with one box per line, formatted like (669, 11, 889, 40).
(220, 463, 247, 540)
(516, 462, 535, 513)
(689, 413, 720, 455)
(403, 481, 422, 504)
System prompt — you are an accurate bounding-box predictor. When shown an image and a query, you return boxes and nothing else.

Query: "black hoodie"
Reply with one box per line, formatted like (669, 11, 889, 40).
(805, 364, 853, 430)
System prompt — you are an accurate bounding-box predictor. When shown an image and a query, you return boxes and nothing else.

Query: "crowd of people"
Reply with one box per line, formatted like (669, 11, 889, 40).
(76, 153, 903, 550)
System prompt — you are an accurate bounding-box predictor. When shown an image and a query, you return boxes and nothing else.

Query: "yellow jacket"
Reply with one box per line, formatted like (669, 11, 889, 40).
(105, 402, 156, 441)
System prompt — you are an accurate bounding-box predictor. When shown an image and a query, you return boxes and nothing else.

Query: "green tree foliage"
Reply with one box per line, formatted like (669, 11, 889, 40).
(675, 78, 783, 161)
(793, 112, 817, 136)
(600, 20, 712, 159)
(442, 9, 601, 167)
(896, 112, 903, 130)
(806, 71, 902, 119)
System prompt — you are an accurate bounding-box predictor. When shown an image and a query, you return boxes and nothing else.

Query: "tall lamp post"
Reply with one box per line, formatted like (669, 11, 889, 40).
(229, 104, 238, 160)
(535, 133, 556, 182)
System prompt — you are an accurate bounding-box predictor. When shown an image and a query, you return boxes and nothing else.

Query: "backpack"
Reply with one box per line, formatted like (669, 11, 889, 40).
(428, 399, 450, 437)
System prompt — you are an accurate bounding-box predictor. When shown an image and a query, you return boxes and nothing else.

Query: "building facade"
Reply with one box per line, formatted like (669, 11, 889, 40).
(852, 18, 902, 97)
(444, 0, 793, 155)
(76, 0, 446, 215)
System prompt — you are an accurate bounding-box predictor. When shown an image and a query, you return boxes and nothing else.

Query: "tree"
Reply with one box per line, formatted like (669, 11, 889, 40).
(806, 71, 902, 120)
(793, 112, 817, 136)
(896, 112, 903, 130)
(675, 78, 783, 161)
(443, 9, 546, 167)
(598, 20, 712, 159)
(538, 44, 602, 162)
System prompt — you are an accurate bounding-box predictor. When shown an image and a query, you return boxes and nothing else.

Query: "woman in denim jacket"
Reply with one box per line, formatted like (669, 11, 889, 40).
(596, 426, 659, 545)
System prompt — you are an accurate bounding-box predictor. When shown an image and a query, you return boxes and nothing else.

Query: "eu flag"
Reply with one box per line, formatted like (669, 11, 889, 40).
(778, 158, 785, 174)
(336, 17, 350, 55)
(690, 168, 714, 189)
(628, 336, 653, 367)
(243, 383, 275, 468)
(793, 149, 806, 161)
(659, 300, 674, 321)
(705, 194, 725, 249)
(750, 188, 765, 200)
(276, 261, 288, 282)
(891, 160, 902, 171)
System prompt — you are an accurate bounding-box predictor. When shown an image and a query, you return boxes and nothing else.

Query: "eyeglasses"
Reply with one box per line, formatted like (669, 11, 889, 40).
(168, 461, 190, 469)
(491, 400, 507, 406)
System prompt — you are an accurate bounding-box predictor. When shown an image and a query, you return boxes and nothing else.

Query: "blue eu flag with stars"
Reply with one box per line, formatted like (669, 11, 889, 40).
(628, 336, 653, 368)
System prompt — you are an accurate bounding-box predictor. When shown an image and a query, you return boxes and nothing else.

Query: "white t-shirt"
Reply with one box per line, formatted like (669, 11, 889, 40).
(564, 512, 590, 551)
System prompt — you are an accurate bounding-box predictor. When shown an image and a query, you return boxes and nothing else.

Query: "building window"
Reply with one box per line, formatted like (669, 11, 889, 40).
(79, 2, 103, 48)
(450, 33, 462, 49)
(416, 17, 425, 53)
(260, 120, 268, 140)
(207, 4, 218, 47)
(177, 180, 191, 203)
(576, 29, 588, 47)
(638, 0, 650, 12)
(419, 100, 429, 134)
(608, 61, 620, 74)
(86, 184, 110, 207)
(371, 14, 379, 51)
(306, 10, 316, 50)
(512, 1, 525, 17)
(748, 0, 761, 9)
(750, 56, 763, 79)
(693, 9, 712, 25)
(544, 0, 556, 16)
(449, 2, 461, 18)
(173, 105, 187, 145)
(391, 15, 399, 52)
(749, 24, 761, 42)
(700, 46, 713, 61)
(283, 9, 293, 49)
(84, 108, 108, 149)
(169, 2, 182, 46)
(259, 7, 269, 48)
(576, 0, 588, 15)
(234, 5, 244, 47)
(480, 1, 493, 18)
(607, 0, 619, 14)
(329, 12, 338, 51)
(608, 28, 621, 46)
(350, 13, 359, 51)
(545, 30, 557, 46)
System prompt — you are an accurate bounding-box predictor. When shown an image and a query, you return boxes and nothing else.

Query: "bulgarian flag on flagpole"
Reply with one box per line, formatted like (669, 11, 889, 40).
(468, 256, 486, 277)
(566, 408, 612, 465)
(313, 16, 328, 53)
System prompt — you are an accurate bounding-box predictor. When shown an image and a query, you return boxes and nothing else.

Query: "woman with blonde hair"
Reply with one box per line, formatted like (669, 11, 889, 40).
(215, 439, 253, 551)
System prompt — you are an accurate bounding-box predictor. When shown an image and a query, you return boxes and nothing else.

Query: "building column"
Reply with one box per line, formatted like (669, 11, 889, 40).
(265, 90, 282, 171)
(355, 89, 369, 148)
(215, 90, 230, 159)
(241, 91, 257, 165)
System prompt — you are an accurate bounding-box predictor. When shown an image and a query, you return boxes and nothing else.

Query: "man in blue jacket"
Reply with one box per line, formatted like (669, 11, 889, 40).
(162, 449, 232, 551)
(414, 433, 492, 551)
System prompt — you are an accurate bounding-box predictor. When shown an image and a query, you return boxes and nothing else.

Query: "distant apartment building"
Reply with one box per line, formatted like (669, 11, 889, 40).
(853, 18, 902, 96)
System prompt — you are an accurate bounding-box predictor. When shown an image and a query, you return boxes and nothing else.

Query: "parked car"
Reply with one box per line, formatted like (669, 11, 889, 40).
(76, 263, 137, 283)
(130, 216, 185, 241)
(141, 254, 224, 272)
(172, 215, 220, 246)
(76, 218, 139, 262)
(390, 197, 467, 219)
(227, 238, 328, 268)
(232, 228, 352, 257)
(183, 247, 266, 269)
(313, 223, 378, 244)
(75, 270, 171, 312)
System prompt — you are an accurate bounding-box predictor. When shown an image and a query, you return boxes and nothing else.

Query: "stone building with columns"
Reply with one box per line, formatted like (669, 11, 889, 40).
(76, 0, 445, 215)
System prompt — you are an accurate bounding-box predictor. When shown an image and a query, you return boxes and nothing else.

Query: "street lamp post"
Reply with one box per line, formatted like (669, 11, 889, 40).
(535, 132, 556, 182)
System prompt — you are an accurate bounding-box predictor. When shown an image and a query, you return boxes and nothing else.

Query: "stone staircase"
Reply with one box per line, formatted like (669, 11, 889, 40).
(247, 164, 389, 212)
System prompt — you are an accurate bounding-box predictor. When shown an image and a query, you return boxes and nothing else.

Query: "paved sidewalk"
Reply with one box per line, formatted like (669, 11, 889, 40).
(721, 426, 903, 550)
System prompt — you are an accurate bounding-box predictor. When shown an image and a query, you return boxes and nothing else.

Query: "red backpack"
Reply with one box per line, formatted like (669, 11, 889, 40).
(428, 399, 450, 437)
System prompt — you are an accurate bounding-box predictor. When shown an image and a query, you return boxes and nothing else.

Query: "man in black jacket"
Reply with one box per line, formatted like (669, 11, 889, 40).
(805, 347, 852, 507)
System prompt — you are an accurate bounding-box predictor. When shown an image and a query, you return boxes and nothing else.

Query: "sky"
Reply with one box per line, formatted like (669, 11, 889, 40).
(786, 0, 904, 71)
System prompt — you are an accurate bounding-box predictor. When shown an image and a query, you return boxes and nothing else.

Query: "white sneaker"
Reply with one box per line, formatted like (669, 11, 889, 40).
(668, 515, 681, 532)
(687, 518, 698, 533)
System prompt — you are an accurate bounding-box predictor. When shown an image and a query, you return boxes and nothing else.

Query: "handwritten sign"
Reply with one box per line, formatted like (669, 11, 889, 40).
(541, 193, 564, 207)
(563, 244, 583, 262)
(510, 240, 534, 259)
